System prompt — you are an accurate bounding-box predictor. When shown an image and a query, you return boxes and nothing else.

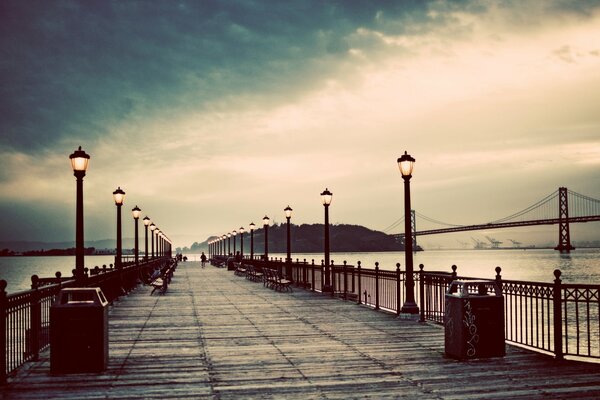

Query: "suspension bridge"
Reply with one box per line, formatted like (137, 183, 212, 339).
(388, 187, 600, 252)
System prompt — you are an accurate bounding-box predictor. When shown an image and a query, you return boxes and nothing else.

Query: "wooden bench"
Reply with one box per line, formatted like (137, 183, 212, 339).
(150, 260, 177, 295)
(233, 262, 247, 276)
(245, 265, 264, 282)
(263, 268, 292, 292)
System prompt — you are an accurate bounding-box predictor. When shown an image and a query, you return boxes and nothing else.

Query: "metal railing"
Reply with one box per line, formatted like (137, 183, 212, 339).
(284, 260, 599, 361)
(0, 257, 171, 383)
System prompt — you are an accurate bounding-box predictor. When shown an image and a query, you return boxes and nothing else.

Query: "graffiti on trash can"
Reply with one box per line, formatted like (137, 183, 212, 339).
(463, 300, 480, 357)
(444, 299, 454, 343)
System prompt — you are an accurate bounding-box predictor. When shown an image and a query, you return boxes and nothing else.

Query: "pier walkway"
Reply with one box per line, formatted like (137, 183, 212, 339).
(3, 262, 600, 399)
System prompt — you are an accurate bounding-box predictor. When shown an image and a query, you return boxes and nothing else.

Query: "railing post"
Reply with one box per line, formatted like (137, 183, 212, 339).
(311, 259, 315, 291)
(0, 280, 7, 384)
(320, 260, 324, 292)
(343, 261, 348, 300)
(330, 260, 335, 297)
(396, 263, 401, 316)
(375, 262, 380, 310)
(553, 269, 564, 360)
(357, 261, 362, 304)
(419, 264, 425, 322)
(30, 275, 41, 361)
(495, 266, 502, 286)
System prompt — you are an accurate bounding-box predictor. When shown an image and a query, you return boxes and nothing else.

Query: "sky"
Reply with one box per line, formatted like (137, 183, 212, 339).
(1, 0, 600, 249)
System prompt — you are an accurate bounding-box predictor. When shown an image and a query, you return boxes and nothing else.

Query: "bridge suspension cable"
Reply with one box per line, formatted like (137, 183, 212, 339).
(568, 189, 600, 218)
(488, 190, 558, 224)
(414, 212, 463, 228)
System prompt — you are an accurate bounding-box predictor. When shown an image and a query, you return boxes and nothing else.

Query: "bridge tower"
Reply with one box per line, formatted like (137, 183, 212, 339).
(554, 187, 575, 253)
(411, 209, 417, 252)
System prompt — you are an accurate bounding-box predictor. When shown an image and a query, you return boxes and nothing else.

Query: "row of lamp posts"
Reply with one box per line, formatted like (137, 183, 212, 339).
(205, 152, 417, 313)
(69, 146, 173, 284)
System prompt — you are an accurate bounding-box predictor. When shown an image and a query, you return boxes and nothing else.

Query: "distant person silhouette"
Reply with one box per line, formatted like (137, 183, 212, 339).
(200, 252, 207, 268)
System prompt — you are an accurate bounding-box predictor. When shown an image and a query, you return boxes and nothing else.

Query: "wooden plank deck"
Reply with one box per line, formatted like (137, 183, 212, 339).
(2, 261, 600, 399)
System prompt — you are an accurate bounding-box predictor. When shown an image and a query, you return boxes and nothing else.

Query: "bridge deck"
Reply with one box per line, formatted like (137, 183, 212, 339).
(3, 262, 600, 399)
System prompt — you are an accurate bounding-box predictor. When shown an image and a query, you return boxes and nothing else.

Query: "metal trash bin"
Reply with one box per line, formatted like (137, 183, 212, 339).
(444, 280, 505, 359)
(50, 287, 109, 373)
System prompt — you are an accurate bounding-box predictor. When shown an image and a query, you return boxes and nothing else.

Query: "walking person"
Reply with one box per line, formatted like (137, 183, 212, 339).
(200, 251, 207, 268)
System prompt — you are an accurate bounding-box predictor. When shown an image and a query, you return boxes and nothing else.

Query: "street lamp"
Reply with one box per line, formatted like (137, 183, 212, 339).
(155, 228, 161, 257)
(239, 227, 245, 258)
(132, 205, 141, 265)
(321, 188, 333, 292)
(113, 187, 125, 268)
(284, 206, 293, 280)
(143, 216, 150, 261)
(69, 146, 90, 282)
(232, 230, 237, 255)
(398, 151, 418, 314)
(222, 234, 226, 256)
(263, 216, 270, 260)
(227, 233, 231, 255)
(249, 222, 256, 259)
(150, 223, 156, 259)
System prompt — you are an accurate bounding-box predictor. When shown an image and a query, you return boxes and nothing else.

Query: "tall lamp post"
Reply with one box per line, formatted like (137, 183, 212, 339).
(398, 151, 418, 314)
(132, 205, 141, 265)
(155, 229, 161, 258)
(284, 206, 293, 280)
(113, 187, 126, 269)
(150, 223, 156, 259)
(239, 227, 245, 258)
(263, 216, 270, 260)
(249, 222, 256, 259)
(143, 216, 150, 261)
(69, 146, 90, 282)
(232, 230, 237, 255)
(227, 233, 231, 255)
(321, 188, 333, 292)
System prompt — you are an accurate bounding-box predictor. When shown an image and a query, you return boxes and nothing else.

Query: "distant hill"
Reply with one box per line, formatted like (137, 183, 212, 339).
(180, 223, 417, 253)
(0, 238, 136, 253)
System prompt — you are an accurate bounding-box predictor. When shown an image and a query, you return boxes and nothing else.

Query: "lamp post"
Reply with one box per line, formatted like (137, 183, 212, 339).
(227, 233, 231, 255)
(263, 216, 270, 260)
(150, 223, 156, 259)
(239, 227, 245, 258)
(284, 206, 293, 280)
(155, 229, 161, 258)
(398, 151, 418, 314)
(132, 205, 141, 265)
(232, 230, 237, 255)
(143, 216, 150, 262)
(321, 188, 333, 292)
(249, 222, 256, 259)
(69, 146, 90, 282)
(113, 187, 125, 269)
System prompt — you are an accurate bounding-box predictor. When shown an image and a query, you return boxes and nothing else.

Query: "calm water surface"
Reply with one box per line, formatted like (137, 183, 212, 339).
(199, 249, 600, 284)
(2, 249, 600, 293)
(0, 255, 114, 294)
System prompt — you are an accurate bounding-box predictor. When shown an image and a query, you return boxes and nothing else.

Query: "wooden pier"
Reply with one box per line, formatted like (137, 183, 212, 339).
(2, 261, 600, 399)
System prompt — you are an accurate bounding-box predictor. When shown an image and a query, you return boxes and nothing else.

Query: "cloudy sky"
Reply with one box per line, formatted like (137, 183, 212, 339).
(1, 0, 599, 248)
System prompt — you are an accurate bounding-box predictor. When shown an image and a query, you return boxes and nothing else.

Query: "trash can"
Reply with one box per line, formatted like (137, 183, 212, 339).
(444, 280, 505, 359)
(50, 287, 109, 373)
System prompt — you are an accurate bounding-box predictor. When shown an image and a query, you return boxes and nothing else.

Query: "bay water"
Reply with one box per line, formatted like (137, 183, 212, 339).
(2, 249, 600, 294)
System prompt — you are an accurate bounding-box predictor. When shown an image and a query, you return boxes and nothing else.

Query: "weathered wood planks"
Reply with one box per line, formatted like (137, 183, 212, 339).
(2, 261, 600, 399)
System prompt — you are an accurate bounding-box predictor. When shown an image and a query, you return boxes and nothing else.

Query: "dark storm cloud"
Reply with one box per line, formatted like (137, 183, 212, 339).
(0, 0, 434, 153)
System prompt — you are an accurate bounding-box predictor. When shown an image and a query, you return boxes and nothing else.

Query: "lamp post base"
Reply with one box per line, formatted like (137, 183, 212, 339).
(400, 301, 419, 314)
(322, 285, 333, 293)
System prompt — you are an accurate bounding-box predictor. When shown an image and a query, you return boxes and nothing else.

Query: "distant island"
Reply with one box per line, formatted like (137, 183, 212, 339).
(178, 223, 422, 254)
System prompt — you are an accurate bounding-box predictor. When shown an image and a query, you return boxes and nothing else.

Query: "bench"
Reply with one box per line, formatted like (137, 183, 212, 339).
(263, 268, 292, 292)
(150, 260, 177, 295)
(245, 265, 264, 282)
(233, 262, 247, 276)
